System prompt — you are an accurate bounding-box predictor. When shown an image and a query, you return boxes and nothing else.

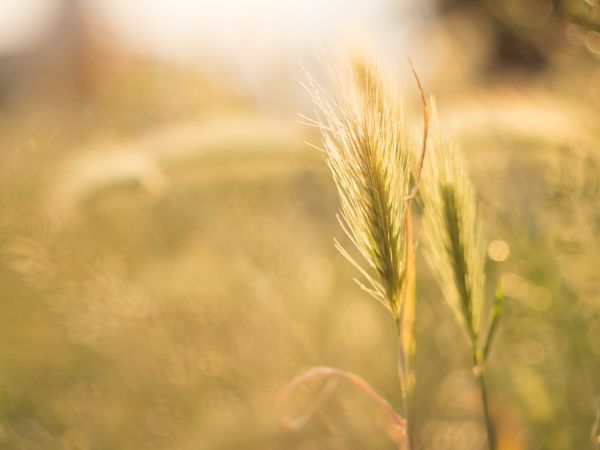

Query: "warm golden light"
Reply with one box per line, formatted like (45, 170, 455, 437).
(0, 1, 598, 449)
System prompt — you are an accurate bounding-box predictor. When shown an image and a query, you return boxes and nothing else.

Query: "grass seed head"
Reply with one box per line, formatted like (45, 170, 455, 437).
(303, 61, 412, 319)
(420, 108, 486, 338)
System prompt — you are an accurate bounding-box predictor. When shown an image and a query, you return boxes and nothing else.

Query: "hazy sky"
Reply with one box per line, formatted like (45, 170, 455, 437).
(0, 0, 59, 52)
(0, 0, 423, 105)
(0, 0, 420, 58)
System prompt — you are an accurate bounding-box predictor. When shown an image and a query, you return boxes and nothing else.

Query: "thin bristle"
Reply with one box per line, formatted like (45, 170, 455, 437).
(304, 62, 411, 317)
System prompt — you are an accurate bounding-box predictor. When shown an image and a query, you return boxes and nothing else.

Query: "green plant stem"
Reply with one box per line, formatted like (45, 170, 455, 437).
(396, 320, 415, 450)
(472, 353, 496, 450)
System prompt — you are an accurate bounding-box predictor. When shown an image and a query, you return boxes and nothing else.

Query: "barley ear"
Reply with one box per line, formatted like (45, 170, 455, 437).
(304, 59, 426, 450)
(420, 107, 498, 450)
(420, 107, 487, 344)
(303, 60, 412, 319)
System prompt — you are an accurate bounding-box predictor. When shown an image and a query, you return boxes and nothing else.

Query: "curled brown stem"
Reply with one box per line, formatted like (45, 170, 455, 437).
(278, 366, 406, 446)
(406, 58, 429, 201)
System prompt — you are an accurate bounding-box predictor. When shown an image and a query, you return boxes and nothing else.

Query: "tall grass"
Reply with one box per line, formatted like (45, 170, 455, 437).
(282, 60, 503, 450)
(302, 62, 412, 319)
(421, 108, 503, 450)
(300, 60, 418, 449)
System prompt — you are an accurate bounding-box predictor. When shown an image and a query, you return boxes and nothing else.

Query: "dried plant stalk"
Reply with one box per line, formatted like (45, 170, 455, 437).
(278, 366, 406, 447)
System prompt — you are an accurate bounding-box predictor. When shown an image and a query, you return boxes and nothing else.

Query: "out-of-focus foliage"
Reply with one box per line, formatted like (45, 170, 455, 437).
(0, 1, 599, 450)
(433, 0, 600, 70)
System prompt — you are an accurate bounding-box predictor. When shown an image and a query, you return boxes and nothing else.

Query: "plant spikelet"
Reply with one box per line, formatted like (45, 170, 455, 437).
(421, 109, 486, 339)
(303, 62, 412, 318)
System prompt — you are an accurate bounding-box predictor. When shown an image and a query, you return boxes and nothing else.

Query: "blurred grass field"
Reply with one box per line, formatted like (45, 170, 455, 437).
(1, 1, 600, 449)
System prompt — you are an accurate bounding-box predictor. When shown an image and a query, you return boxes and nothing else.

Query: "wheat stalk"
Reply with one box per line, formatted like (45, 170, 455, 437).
(420, 106, 500, 450)
(420, 108, 486, 340)
(302, 61, 411, 319)
(300, 58, 424, 450)
(294, 59, 502, 450)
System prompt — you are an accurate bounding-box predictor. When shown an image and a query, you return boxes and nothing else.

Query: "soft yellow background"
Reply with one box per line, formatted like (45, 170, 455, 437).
(0, 1, 598, 449)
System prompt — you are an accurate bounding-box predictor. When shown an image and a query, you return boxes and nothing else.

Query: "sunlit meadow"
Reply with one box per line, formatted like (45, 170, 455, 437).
(0, 1, 599, 449)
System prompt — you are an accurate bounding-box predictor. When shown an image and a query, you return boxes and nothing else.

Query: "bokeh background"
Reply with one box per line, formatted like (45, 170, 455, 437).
(0, 1, 599, 449)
